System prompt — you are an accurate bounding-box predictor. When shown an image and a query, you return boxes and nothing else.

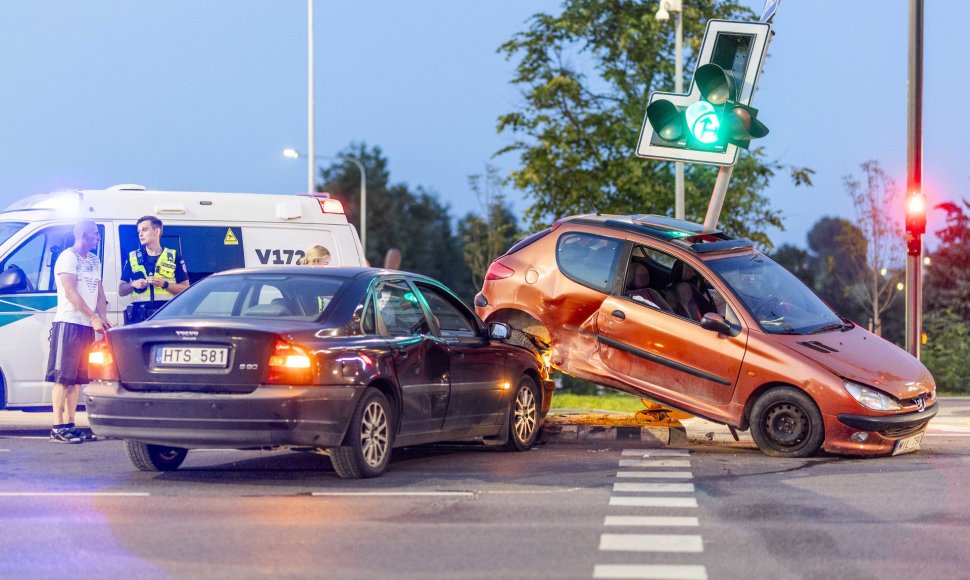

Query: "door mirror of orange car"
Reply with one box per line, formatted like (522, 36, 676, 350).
(488, 322, 511, 340)
(700, 312, 739, 337)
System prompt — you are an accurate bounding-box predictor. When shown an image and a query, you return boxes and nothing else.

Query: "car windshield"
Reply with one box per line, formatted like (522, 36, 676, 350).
(154, 273, 348, 322)
(0, 222, 27, 248)
(706, 253, 843, 335)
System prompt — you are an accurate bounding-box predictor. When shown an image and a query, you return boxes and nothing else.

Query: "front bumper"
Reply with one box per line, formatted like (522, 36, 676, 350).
(85, 381, 364, 449)
(822, 403, 937, 456)
(838, 402, 938, 432)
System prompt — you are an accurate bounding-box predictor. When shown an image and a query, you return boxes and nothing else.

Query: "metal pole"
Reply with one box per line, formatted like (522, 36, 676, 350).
(307, 0, 315, 194)
(674, 6, 685, 220)
(341, 156, 367, 258)
(905, 0, 923, 358)
(702, 166, 733, 232)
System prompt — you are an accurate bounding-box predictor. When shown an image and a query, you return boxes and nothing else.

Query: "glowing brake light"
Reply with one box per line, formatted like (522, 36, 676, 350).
(318, 198, 345, 214)
(485, 261, 515, 281)
(267, 339, 313, 384)
(87, 340, 118, 381)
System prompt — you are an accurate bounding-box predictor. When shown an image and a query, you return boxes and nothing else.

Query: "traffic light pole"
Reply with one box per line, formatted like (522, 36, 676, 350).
(905, 0, 923, 358)
(702, 166, 733, 232)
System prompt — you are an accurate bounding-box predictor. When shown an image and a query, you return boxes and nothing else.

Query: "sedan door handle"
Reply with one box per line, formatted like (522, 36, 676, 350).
(611, 310, 626, 320)
(395, 349, 409, 359)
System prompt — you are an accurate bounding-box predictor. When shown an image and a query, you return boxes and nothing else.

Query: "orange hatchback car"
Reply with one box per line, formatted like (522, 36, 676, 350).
(475, 214, 937, 458)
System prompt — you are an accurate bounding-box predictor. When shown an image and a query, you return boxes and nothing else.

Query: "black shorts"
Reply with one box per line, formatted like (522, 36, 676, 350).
(46, 322, 96, 386)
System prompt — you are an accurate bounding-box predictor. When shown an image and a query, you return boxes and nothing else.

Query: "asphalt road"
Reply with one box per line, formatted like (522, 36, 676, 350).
(1, 400, 969, 579)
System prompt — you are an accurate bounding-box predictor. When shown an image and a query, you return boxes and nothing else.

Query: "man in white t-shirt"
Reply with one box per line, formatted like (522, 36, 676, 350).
(45, 220, 110, 444)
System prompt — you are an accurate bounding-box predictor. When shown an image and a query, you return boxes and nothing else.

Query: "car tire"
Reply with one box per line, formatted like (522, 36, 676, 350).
(501, 376, 541, 452)
(124, 440, 188, 471)
(507, 329, 539, 354)
(331, 388, 394, 479)
(749, 387, 824, 458)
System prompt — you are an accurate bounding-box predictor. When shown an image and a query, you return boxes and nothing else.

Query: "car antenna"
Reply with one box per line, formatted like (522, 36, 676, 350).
(590, 202, 601, 216)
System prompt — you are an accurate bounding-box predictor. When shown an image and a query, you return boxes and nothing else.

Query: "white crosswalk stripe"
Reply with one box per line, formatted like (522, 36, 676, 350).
(613, 482, 695, 493)
(615, 471, 693, 479)
(619, 459, 692, 468)
(604, 516, 699, 527)
(593, 564, 708, 579)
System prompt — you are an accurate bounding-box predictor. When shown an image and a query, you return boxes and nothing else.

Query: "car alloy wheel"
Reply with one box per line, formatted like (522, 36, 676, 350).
(360, 399, 389, 468)
(513, 383, 537, 443)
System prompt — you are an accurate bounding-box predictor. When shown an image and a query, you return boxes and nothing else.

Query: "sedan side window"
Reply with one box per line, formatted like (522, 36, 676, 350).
(414, 283, 478, 338)
(556, 232, 622, 293)
(375, 281, 429, 337)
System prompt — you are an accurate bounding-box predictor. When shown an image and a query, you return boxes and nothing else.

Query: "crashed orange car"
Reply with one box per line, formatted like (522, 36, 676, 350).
(474, 214, 937, 457)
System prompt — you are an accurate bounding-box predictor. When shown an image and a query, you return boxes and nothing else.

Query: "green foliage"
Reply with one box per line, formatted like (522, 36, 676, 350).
(457, 165, 524, 291)
(556, 371, 603, 395)
(925, 199, 970, 324)
(551, 392, 645, 412)
(922, 309, 970, 394)
(497, 0, 811, 250)
(319, 143, 472, 296)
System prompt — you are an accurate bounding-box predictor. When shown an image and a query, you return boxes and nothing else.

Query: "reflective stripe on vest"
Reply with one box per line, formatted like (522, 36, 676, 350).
(129, 248, 177, 302)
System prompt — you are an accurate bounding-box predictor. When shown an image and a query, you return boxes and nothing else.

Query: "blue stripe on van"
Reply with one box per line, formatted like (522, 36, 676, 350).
(0, 295, 58, 326)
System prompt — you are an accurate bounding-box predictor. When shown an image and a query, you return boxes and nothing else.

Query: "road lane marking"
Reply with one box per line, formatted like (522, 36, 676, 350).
(593, 564, 708, 579)
(619, 459, 691, 468)
(616, 471, 693, 478)
(621, 449, 691, 456)
(599, 533, 703, 552)
(613, 482, 695, 493)
(312, 491, 475, 497)
(0, 492, 149, 497)
(610, 496, 697, 508)
(604, 516, 699, 527)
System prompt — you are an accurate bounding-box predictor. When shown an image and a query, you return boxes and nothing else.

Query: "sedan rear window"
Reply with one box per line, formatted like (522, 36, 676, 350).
(155, 274, 348, 321)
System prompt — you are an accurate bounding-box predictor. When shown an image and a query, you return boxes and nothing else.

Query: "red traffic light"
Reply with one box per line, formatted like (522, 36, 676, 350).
(905, 193, 926, 237)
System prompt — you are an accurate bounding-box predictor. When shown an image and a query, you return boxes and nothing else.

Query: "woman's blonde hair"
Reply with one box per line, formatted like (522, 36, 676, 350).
(301, 244, 332, 266)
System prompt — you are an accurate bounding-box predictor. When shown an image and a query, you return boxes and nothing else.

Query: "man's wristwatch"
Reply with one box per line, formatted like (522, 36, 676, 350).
(162, 280, 170, 290)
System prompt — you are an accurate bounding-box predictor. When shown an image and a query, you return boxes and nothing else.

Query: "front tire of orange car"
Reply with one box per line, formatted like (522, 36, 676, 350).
(749, 387, 824, 458)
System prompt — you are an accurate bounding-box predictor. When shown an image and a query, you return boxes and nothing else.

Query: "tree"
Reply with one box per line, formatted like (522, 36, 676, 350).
(925, 198, 970, 324)
(804, 217, 869, 325)
(457, 165, 523, 290)
(841, 161, 904, 336)
(496, 0, 813, 250)
(921, 309, 970, 394)
(319, 143, 471, 296)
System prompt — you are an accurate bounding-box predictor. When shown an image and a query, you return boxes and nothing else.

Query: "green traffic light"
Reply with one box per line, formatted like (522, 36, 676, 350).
(685, 101, 720, 144)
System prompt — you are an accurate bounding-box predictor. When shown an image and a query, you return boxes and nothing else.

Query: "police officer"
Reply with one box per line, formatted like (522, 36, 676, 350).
(118, 216, 189, 322)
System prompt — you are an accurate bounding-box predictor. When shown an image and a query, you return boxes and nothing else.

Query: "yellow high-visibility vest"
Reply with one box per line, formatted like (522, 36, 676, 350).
(128, 247, 178, 302)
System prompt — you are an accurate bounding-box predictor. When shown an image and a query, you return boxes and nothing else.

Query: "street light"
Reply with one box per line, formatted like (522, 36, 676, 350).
(656, 0, 684, 220)
(284, 148, 367, 255)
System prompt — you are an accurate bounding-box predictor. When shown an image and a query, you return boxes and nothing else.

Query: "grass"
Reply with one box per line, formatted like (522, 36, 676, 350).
(549, 392, 647, 413)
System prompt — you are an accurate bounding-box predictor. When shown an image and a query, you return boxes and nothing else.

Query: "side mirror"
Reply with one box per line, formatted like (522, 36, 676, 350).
(0, 266, 28, 294)
(700, 312, 739, 337)
(488, 322, 511, 340)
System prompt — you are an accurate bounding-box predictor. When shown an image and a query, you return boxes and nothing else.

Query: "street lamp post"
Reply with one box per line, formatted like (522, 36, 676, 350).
(284, 148, 367, 256)
(656, 0, 684, 220)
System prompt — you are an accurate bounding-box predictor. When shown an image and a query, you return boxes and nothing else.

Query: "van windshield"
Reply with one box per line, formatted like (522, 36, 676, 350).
(0, 222, 27, 248)
(707, 253, 843, 335)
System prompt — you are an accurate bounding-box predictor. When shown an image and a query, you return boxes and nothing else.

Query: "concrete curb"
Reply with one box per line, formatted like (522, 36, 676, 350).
(540, 421, 687, 446)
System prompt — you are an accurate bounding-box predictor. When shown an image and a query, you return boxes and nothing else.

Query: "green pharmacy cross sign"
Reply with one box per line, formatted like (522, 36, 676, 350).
(637, 20, 772, 167)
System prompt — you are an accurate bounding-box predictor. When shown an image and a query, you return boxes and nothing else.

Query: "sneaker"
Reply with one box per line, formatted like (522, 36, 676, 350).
(50, 428, 81, 444)
(68, 427, 97, 441)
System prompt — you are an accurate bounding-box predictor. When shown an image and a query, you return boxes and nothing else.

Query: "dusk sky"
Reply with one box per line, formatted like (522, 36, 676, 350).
(1, 1, 966, 250)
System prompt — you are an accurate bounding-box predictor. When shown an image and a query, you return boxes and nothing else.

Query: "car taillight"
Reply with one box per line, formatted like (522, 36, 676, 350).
(87, 340, 118, 381)
(485, 261, 515, 280)
(266, 339, 313, 385)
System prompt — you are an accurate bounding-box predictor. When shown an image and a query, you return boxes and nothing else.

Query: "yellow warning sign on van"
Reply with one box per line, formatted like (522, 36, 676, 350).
(224, 228, 239, 245)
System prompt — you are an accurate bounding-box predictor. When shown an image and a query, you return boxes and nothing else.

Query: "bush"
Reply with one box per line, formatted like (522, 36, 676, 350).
(922, 309, 970, 394)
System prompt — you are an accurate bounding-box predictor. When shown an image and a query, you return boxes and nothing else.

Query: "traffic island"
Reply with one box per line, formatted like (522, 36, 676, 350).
(540, 409, 688, 447)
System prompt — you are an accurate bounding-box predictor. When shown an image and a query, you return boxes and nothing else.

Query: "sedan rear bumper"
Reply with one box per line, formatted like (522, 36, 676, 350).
(84, 381, 364, 449)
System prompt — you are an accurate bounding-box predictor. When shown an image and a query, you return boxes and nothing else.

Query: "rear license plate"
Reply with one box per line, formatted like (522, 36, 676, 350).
(155, 346, 229, 368)
(892, 432, 923, 456)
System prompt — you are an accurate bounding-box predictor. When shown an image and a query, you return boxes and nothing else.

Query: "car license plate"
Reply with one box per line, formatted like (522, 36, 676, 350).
(155, 346, 229, 368)
(892, 432, 923, 456)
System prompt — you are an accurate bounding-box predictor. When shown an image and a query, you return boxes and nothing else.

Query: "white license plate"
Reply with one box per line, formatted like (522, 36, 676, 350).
(155, 346, 229, 368)
(892, 432, 923, 456)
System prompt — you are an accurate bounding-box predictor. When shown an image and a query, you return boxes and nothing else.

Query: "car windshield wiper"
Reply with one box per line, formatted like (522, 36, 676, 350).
(809, 321, 851, 335)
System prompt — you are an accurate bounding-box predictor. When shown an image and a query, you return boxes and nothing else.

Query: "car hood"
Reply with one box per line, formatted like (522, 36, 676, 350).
(776, 325, 935, 398)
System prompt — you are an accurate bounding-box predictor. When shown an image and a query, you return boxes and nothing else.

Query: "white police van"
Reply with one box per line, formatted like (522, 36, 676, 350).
(0, 184, 366, 409)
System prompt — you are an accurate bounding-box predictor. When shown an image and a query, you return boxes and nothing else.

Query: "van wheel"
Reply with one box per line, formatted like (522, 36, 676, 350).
(124, 440, 188, 471)
(750, 387, 824, 458)
(331, 388, 393, 479)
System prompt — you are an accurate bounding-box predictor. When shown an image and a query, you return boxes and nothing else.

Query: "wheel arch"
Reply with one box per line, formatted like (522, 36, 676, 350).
(366, 377, 401, 435)
(740, 381, 818, 431)
(485, 308, 551, 347)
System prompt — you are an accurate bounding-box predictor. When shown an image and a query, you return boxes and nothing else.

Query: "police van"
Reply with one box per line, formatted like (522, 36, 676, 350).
(0, 184, 366, 409)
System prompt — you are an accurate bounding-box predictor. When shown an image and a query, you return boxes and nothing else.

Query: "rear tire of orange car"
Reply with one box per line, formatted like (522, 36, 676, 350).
(331, 388, 394, 479)
(507, 329, 539, 354)
(749, 387, 824, 458)
(501, 376, 541, 452)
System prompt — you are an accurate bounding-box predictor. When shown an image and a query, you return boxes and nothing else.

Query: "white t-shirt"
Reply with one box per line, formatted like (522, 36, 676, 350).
(53, 249, 102, 326)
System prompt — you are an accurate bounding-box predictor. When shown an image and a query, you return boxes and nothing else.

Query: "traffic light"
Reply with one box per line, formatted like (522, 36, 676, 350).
(905, 193, 926, 256)
(647, 63, 769, 152)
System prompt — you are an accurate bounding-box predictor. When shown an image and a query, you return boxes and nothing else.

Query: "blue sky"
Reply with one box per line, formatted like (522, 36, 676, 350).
(1, 1, 966, 251)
